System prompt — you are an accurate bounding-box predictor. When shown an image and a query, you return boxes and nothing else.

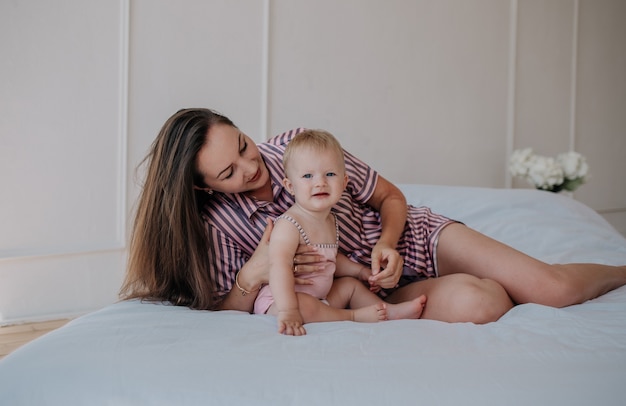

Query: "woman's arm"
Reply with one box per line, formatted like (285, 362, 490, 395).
(365, 175, 407, 288)
(217, 220, 274, 311)
(217, 220, 327, 312)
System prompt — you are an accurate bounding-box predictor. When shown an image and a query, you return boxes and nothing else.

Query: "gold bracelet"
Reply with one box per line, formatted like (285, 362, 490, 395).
(235, 272, 260, 296)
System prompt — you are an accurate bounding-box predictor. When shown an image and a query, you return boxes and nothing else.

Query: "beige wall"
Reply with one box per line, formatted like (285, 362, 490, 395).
(514, 0, 626, 235)
(2, 0, 625, 323)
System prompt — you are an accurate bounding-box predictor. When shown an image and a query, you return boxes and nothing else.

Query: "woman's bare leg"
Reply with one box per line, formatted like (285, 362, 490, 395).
(386, 273, 513, 323)
(435, 223, 626, 307)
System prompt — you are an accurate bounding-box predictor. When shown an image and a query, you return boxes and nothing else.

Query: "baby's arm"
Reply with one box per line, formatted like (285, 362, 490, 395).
(268, 220, 307, 335)
(335, 253, 380, 293)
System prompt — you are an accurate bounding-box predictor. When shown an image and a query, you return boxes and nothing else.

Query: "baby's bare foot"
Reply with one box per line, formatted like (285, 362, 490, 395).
(353, 303, 388, 323)
(386, 295, 427, 320)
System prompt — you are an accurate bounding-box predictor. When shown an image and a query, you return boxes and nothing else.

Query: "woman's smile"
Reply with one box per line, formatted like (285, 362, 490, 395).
(248, 167, 261, 184)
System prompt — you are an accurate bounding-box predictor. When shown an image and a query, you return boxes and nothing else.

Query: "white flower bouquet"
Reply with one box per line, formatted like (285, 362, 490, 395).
(509, 148, 589, 192)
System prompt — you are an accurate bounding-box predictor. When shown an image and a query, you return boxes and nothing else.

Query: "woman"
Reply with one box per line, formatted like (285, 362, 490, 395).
(120, 108, 626, 323)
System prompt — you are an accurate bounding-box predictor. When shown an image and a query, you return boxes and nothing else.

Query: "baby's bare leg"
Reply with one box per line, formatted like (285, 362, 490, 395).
(327, 277, 426, 321)
(284, 292, 380, 323)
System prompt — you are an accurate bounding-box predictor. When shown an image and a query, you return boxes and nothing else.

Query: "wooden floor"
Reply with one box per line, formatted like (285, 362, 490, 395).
(0, 319, 71, 360)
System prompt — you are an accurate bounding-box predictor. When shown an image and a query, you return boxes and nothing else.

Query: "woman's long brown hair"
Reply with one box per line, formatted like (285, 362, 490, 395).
(119, 108, 235, 310)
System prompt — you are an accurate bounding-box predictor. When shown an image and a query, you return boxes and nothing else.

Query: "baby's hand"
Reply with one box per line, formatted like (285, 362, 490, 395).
(358, 266, 381, 293)
(277, 309, 306, 336)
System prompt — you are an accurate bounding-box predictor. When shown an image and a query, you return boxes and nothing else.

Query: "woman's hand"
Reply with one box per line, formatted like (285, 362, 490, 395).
(368, 242, 403, 289)
(363, 176, 407, 290)
(220, 219, 329, 311)
(293, 245, 329, 285)
(244, 219, 327, 285)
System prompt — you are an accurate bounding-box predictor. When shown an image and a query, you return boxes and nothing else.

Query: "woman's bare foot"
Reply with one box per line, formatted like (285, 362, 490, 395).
(386, 294, 427, 320)
(352, 303, 388, 323)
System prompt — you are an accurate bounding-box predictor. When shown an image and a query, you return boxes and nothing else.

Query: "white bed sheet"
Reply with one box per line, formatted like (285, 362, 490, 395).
(1, 185, 626, 406)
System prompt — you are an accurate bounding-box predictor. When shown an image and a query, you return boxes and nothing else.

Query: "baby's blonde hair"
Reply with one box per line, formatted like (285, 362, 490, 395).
(283, 129, 345, 176)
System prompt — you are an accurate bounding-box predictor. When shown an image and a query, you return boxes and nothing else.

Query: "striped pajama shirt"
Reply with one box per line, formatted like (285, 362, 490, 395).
(202, 128, 456, 302)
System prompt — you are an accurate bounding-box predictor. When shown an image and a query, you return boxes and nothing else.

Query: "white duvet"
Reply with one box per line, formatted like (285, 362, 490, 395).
(1, 185, 625, 406)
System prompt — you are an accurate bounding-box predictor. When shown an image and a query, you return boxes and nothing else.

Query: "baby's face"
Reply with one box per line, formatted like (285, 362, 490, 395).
(283, 147, 348, 212)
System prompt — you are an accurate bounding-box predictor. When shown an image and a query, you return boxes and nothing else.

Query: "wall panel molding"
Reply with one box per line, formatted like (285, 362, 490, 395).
(0, 250, 126, 324)
(0, 0, 130, 323)
(0, 0, 130, 261)
(568, 0, 579, 151)
(116, 0, 130, 249)
(260, 0, 270, 142)
(505, 0, 518, 188)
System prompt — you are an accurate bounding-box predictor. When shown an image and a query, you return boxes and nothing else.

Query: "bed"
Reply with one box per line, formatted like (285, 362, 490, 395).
(1, 184, 625, 406)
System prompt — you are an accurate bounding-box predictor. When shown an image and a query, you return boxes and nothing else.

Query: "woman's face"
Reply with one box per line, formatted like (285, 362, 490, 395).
(195, 124, 269, 194)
